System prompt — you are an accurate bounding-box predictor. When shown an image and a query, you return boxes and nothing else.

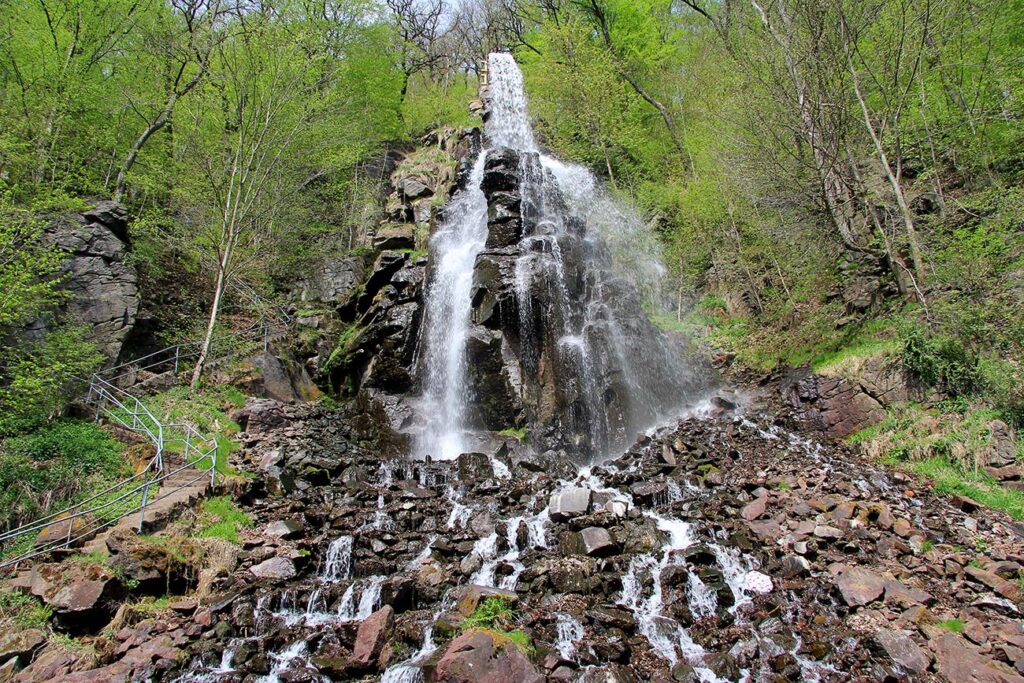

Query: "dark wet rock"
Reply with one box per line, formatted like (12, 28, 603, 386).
(432, 628, 543, 683)
(579, 527, 617, 557)
(457, 452, 494, 482)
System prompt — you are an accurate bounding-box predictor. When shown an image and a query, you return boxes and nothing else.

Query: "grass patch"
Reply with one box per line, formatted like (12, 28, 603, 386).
(461, 596, 534, 656)
(0, 591, 52, 629)
(0, 419, 130, 538)
(498, 427, 526, 440)
(936, 618, 965, 633)
(116, 385, 245, 477)
(907, 457, 1024, 520)
(855, 403, 1024, 520)
(125, 595, 171, 616)
(193, 496, 252, 544)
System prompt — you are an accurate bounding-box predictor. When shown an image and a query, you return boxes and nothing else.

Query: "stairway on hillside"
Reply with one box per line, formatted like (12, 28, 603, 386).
(80, 453, 211, 555)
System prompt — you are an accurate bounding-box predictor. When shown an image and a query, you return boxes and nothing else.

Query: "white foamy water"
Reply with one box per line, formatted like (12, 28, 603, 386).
(555, 612, 585, 660)
(321, 535, 353, 582)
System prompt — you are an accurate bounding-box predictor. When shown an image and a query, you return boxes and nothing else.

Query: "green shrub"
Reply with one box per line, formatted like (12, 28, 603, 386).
(899, 322, 982, 397)
(0, 420, 128, 530)
(463, 597, 517, 630)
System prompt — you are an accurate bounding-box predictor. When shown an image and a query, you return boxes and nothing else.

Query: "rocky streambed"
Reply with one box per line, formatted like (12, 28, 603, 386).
(9, 384, 1024, 683)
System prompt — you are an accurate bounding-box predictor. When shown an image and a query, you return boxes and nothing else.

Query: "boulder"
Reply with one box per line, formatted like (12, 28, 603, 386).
(835, 567, 886, 607)
(741, 496, 767, 521)
(874, 630, 929, 674)
(549, 489, 592, 522)
(375, 224, 417, 251)
(231, 398, 291, 434)
(457, 452, 494, 481)
(351, 605, 394, 670)
(0, 628, 45, 665)
(248, 557, 296, 581)
(432, 628, 543, 683)
(298, 254, 370, 309)
(229, 351, 319, 403)
(931, 634, 1024, 683)
(398, 177, 433, 201)
(982, 421, 1019, 469)
(265, 519, 304, 539)
(579, 527, 617, 557)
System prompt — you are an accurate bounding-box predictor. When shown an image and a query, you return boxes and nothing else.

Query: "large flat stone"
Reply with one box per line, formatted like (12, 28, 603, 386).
(248, 557, 296, 581)
(549, 488, 592, 522)
(835, 567, 885, 607)
(579, 527, 617, 557)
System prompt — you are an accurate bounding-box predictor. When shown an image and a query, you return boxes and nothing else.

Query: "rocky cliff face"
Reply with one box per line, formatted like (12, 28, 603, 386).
(37, 201, 138, 364)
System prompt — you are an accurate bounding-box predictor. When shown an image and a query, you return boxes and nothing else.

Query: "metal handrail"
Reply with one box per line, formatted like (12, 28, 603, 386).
(95, 320, 288, 388)
(0, 377, 219, 570)
(0, 316, 293, 570)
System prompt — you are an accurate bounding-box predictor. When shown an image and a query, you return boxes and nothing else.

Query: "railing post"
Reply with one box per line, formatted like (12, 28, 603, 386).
(157, 423, 164, 471)
(173, 346, 180, 375)
(210, 444, 218, 488)
(263, 324, 269, 352)
(138, 478, 150, 533)
(65, 513, 74, 548)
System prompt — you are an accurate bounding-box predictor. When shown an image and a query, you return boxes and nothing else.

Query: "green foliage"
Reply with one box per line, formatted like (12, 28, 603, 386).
(324, 323, 363, 373)
(0, 591, 52, 629)
(193, 496, 252, 544)
(402, 73, 480, 134)
(131, 386, 245, 476)
(0, 420, 128, 530)
(461, 596, 534, 656)
(907, 458, 1024, 521)
(936, 618, 965, 634)
(498, 427, 526, 441)
(0, 195, 102, 430)
(899, 322, 983, 397)
(462, 597, 517, 630)
(855, 402, 1024, 519)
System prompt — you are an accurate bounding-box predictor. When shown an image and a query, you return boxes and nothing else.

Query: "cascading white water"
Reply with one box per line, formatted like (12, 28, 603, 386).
(321, 535, 353, 582)
(417, 52, 703, 462)
(416, 154, 488, 460)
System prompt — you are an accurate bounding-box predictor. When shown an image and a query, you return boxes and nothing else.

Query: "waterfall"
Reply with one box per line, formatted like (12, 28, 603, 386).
(416, 52, 705, 463)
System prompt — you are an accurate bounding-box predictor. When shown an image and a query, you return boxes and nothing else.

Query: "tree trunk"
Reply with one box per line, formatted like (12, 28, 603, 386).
(846, 42, 926, 279)
(190, 238, 233, 388)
